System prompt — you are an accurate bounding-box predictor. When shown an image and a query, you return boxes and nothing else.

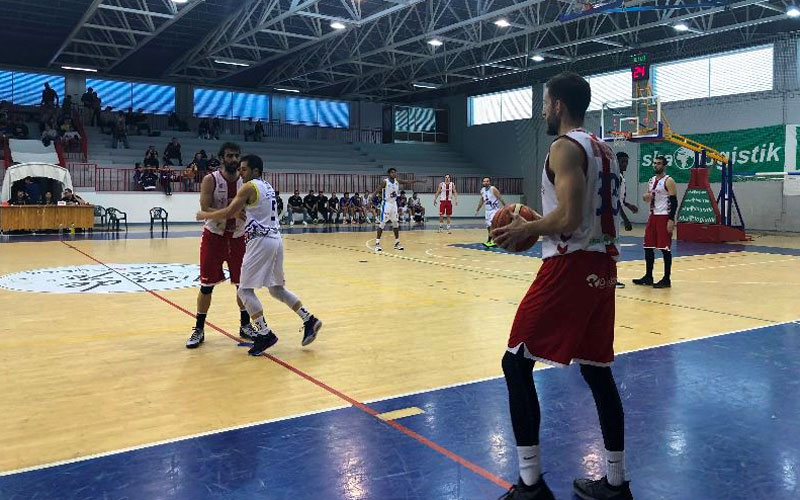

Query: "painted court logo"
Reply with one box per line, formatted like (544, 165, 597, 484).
(0, 263, 207, 294)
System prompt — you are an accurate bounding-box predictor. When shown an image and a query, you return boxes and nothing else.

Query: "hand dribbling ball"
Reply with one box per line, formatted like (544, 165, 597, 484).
(491, 203, 542, 252)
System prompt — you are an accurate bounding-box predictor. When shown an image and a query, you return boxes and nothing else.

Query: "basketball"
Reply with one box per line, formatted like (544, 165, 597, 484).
(491, 204, 542, 252)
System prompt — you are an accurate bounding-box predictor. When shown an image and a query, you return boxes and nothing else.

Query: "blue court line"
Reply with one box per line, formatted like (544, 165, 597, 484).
(2, 321, 798, 500)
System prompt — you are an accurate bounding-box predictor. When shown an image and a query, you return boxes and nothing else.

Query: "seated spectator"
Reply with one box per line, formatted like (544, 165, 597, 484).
(397, 190, 410, 223)
(59, 117, 81, 149)
(349, 192, 364, 224)
(327, 192, 340, 224)
(159, 164, 173, 196)
(206, 153, 220, 171)
(61, 188, 86, 205)
(133, 163, 143, 190)
(24, 177, 42, 204)
(10, 189, 29, 205)
(409, 192, 425, 224)
(316, 190, 328, 224)
(304, 189, 318, 223)
(144, 146, 160, 168)
(140, 166, 158, 191)
(244, 118, 256, 142)
(188, 152, 207, 180)
(287, 189, 308, 226)
(112, 113, 129, 149)
(340, 192, 351, 224)
(198, 118, 210, 139)
(163, 137, 183, 166)
(182, 162, 197, 191)
(41, 122, 58, 146)
(43, 191, 56, 205)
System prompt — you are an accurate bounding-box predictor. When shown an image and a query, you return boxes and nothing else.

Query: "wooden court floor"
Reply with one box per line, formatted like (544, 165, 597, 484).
(1, 225, 799, 474)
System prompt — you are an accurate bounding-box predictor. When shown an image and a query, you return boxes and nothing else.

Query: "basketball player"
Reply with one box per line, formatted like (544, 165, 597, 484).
(186, 142, 256, 349)
(371, 168, 422, 252)
(615, 152, 639, 289)
(491, 72, 632, 500)
(633, 154, 676, 289)
(196, 155, 322, 356)
(433, 174, 458, 233)
(475, 177, 506, 247)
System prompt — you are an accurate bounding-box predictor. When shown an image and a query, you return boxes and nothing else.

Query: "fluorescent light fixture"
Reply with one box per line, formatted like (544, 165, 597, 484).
(788, 6, 800, 17)
(330, 21, 346, 30)
(274, 87, 300, 93)
(61, 65, 97, 73)
(673, 22, 690, 31)
(427, 39, 443, 47)
(412, 82, 440, 89)
(530, 54, 545, 62)
(494, 19, 510, 28)
(214, 59, 250, 67)
(172, 0, 189, 4)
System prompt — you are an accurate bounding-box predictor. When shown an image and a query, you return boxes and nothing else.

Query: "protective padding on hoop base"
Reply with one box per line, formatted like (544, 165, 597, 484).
(677, 223, 747, 243)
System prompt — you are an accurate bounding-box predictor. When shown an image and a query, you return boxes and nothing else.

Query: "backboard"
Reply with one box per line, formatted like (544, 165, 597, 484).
(599, 94, 663, 143)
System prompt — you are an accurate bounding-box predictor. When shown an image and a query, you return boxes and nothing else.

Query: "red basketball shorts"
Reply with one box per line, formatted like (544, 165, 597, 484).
(199, 228, 245, 285)
(439, 200, 453, 216)
(644, 214, 672, 250)
(507, 250, 617, 367)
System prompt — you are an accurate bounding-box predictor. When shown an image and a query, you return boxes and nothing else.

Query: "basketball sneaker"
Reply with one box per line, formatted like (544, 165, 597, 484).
(394, 241, 404, 250)
(484, 241, 497, 248)
(301, 315, 322, 346)
(632, 275, 653, 286)
(573, 476, 633, 500)
(653, 278, 671, 289)
(185, 327, 204, 348)
(375, 244, 382, 252)
(497, 477, 555, 500)
(248, 331, 279, 356)
(239, 324, 257, 340)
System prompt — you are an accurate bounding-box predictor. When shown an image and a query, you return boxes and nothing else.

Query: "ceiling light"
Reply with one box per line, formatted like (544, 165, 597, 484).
(172, 0, 189, 4)
(428, 39, 443, 47)
(788, 7, 800, 17)
(214, 59, 250, 67)
(61, 65, 97, 73)
(275, 87, 300, 93)
(412, 82, 440, 89)
(494, 19, 510, 28)
(530, 54, 545, 62)
(673, 22, 690, 31)
(330, 21, 346, 30)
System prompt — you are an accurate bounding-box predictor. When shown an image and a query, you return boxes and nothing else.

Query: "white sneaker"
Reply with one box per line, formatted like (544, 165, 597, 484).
(290, 220, 295, 226)
(394, 241, 404, 250)
(375, 244, 382, 252)
(302, 221, 308, 226)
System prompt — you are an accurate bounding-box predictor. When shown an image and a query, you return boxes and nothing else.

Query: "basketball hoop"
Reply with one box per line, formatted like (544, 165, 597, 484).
(610, 130, 632, 147)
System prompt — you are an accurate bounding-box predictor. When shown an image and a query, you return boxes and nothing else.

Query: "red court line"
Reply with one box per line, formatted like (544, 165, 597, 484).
(61, 241, 512, 491)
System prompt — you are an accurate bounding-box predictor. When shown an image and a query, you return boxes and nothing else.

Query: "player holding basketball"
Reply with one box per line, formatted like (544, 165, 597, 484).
(186, 142, 256, 349)
(633, 154, 676, 289)
(196, 155, 322, 356)
(371, 168, 422, 252)
(433, 174, 458, 233)
(492, 72, 632, 500)
(475, 177, 506, 247)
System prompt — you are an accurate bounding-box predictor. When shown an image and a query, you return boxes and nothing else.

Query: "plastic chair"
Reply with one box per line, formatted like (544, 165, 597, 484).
(106, 207, 128, 231)
(93, 205, 107, 230)
(150, 207, 168, 231)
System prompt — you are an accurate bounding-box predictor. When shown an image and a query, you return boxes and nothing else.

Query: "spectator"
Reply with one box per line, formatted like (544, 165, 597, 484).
(409, 192, 425, 224)
(140, 165, 158, 191)
(41, 82, 59, 108)
(41, 122, 58, 146)
(100, 106, 114, 134)
(340, 192, 351, 224)
(163, 137, 183, 166)
(61, 188, 86, 205)
(168, 111, 188, 131)
(255, 120, 265, 141)
(316, 190, 329, 224)
(159, 164, 173, 195)
(275, 191, 284, 223)
(24, 177, 42, 204)
(327, 192, 340, 224)
(59, 117, 81, 149)
(10, 189, 29, 205)
(349, 191, 364, 224)
(133, 163, 143, 190)
(198, 118, 210, 139)
(62, 95, 73, 115)
(182, 162, 197, 191)
(81, 87, 94, 108)
(91, 90, 102, 126)
(304, 189, 318, 223)
(207, 153, 220, 171)
(287, 189, 308, 226)
(188, 152, 207, 179)
(144, 146, 160, 167)
(11, 116, 29, 139)
(397, 190, 410, 223)
(130, 108, 150, 135)
(210, 117, 220, 139)
(244, 118, 255, 142)
(112, 112, 129, 149)
(43, 191, 56, 205)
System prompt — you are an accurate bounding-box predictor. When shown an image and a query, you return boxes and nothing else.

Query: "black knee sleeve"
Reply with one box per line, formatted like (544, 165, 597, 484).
(580, 364, 625, 451)
(200, 285, 214, 295)
(502, 350, 540, 446)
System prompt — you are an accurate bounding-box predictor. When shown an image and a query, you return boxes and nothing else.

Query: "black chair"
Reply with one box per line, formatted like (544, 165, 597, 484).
(150, 207, 168, 231)
(106, 207, 128, 231)
(93, 205, 107, 230)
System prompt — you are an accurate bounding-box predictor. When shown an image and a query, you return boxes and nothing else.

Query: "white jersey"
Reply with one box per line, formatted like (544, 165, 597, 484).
(648, 175, 671, 215)
(383, 177, 400, 206)
(243, 179, 281, 242)
(540, 129, 621, 260)
(204, 170, 245, 238)
(439, 182, 454, 202)
(480, 186, 501, 211)
(620, 176, 627, 205)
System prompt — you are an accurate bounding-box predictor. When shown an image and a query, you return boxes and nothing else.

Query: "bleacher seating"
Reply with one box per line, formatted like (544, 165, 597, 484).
(356, 143, 481, 175)
(8, 139, 60, 165)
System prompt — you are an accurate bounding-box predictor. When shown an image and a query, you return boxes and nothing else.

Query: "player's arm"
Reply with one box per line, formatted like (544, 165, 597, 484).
(475, 196, 484, 214)
(453, 185, 458, 205)
(198, 174, 214, 211)
(666, 177, 678, 233)
(197, 182, 254, 221)
(371, 180, 386, 199)
(433, 185, 441, 205)
(492, 187, 506, 207)
(398, 178, 424, 186)
(620, 205, 632, 231)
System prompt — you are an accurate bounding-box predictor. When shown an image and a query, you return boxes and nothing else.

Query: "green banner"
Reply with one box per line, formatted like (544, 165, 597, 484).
(677, 188, 718, 224)
(638, 125, 789, 183)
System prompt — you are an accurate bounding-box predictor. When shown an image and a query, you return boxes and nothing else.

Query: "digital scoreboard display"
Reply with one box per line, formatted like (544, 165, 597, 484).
(630, 53, 649, 81)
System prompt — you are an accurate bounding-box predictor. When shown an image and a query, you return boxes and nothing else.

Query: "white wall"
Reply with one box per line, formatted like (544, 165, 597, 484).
(80, 191, 521, 224)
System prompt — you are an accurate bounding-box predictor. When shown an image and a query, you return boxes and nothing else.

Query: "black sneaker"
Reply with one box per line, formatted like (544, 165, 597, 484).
(185, 327, 204, 348)
(301, 315, 322, 346)
(631, 275, 653, 286)
(248, 332, 279, 356)
(498, 477, 555, 500)
(652, 278, 671, 289)
(239, 324, 257, 340)
(573, 476, 633, 500)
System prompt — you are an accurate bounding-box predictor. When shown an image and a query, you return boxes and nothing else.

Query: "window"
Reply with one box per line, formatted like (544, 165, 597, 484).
(468, 86, 532, 126)
(0, 70, 65, 106)
(86, 78, 175, 114)
(652, 58, 710, 103)
(587, 70, 631, 111)
(193, 88, 269, 121)
(286, 97, 349, 128)
(395, 107, 436, 132)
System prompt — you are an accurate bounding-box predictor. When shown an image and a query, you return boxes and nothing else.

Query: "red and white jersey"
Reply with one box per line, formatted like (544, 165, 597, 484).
(439, 181, 454, 202)
(540, 129, 621, 260)
(648, 175, 671, 215)
(204, 170, 245, 238)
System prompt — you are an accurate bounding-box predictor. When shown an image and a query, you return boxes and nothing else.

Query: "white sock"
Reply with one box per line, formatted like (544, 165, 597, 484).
(517, 445, 541, 486)
(376, 238, 381, 245)
(606, 450, 625, 486)
(254, 316, 269, 334)
(296, 306, 312, 322)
